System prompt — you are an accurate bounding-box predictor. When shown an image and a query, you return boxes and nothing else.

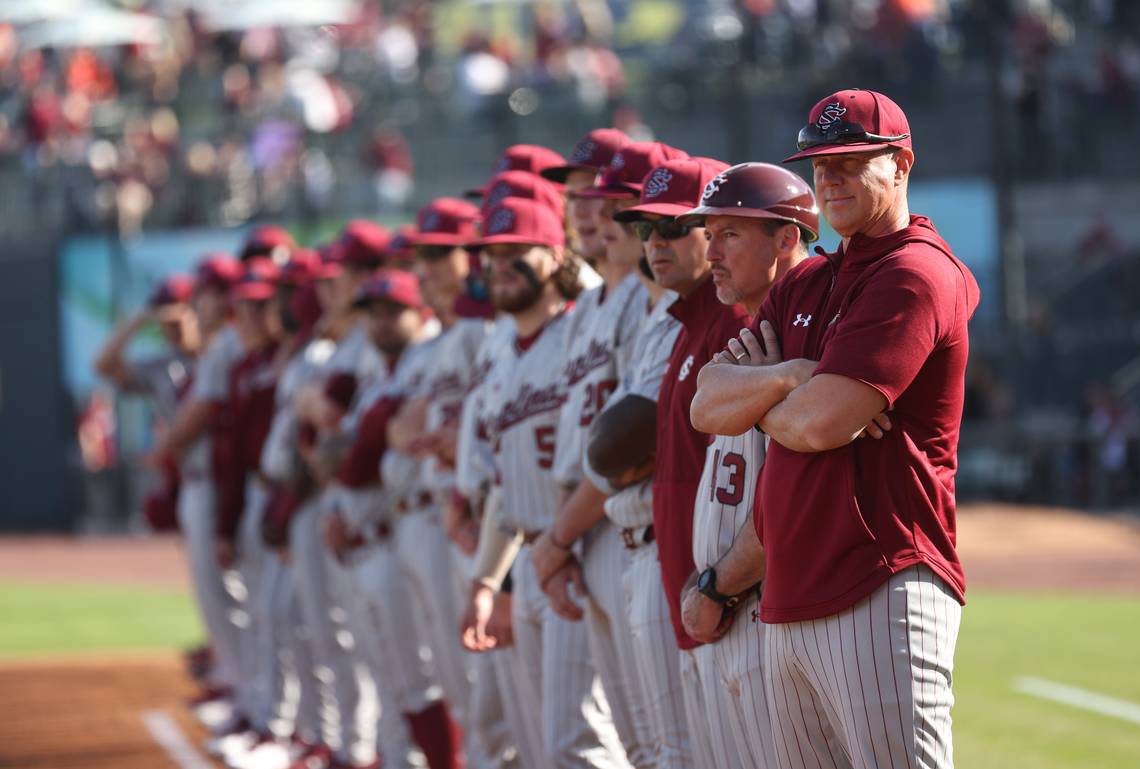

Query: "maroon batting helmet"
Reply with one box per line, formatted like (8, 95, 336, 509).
(677, 162, 820, 243)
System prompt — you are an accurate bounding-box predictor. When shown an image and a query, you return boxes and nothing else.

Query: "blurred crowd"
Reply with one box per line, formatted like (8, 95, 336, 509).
(2, 0, 1140, 236)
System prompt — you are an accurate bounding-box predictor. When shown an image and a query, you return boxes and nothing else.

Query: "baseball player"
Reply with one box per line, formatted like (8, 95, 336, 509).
(285, 221, 392, 768)
(460, 198, 629, 769)
(586, 155, 750, 769)
(665, 162, 821, 769)
(689, 89, 980, 769)
(323, 269, 462, 769)
(465, 144, 568, 199)
(94, 275, 198, 534)
(528, 141, 693, 768)
(154, 255, 248, 729)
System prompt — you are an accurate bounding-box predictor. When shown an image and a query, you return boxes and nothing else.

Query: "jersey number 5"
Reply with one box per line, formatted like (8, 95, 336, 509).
(534, 426, 556, 469)
(709, 449, 746, 506)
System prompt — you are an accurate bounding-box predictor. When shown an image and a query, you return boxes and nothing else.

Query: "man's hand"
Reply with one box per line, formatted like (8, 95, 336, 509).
(531, 530, 572, 586)
(680, 571, 735, 643)
(542, 558, 587, 621)
(215, 537, 237, 570)
(486, 591, 514, 648)
(388, 396, 430, 453)
(711, 321, 783, 367)
(461, 582, 498, 652)
(423, 425, 459, 468)
(858, 411, 893, 440)
(323, 511, 352, 563)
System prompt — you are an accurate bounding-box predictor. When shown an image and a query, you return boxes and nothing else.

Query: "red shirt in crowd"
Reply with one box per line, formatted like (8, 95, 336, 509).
(654, 276, 750, 649)
(751, 215, 980, 623)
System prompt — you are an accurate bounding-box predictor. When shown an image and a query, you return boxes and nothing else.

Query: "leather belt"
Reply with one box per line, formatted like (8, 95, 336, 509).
(367, 521, 392, 542)
(521, 530, 544, 545)
(621, 524, 655, 551)
(395, 490, 435, 514)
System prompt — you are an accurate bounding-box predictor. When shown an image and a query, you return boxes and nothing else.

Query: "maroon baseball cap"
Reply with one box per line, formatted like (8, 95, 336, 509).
(577, 142, 691, 199)
(481, 171, 565, 219)
(333, 220, 392, 268)
(465, 144, 567, 198)
(614, 157, 731, 222)
(240, 224, 295, 262)
(231, 257, 280, 301)
(407, 198, 482, 247)
(468, 198, 565, 249)
(148, 275, 195, 307)
(783, 88, 912, 163)
(194, 253, 244, 292)
(352, 269, 424, 310)
(386, 225, 418, 266)
(540, 128, 629, 184)
(275, 248, 319, 287)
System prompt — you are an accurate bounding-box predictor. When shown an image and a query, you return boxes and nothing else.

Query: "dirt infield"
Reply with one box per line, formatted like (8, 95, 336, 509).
(0, 655, 208, 769)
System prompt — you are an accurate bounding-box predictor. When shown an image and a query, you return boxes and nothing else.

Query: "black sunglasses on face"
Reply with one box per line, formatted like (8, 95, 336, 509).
(632, 218, 695, 242)
(796, 120, 909, 151)
(415, 245, 455, 261)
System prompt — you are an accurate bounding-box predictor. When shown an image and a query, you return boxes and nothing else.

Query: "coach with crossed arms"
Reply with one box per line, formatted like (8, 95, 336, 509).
(687, 89, 981, 769)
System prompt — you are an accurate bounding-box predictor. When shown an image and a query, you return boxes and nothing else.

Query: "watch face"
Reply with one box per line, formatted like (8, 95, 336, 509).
(698, 568, 714, 592)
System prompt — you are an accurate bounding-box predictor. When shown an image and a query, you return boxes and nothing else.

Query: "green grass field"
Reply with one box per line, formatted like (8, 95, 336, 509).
(2, 583, 1138, 767)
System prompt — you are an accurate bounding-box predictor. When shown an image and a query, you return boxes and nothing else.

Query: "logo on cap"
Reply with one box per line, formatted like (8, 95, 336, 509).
(701, 171, 730, 203)
(571, 140, 596, 164)
(816, 103, 847, 130)
(486, 183, 512, 209)
(421, 210, 443, 232)
(644, 169, 673, 199)
(486, 208, 516, 235)
(494, 156, 511, 173)
(610, 152, 626, 171)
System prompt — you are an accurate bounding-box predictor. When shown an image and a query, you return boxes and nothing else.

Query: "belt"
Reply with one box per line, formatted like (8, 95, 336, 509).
(521, 529, 544, 545)
(394, 490, 435, 514)
(621, 524, 655, 551)
(366, 520, 392, 542)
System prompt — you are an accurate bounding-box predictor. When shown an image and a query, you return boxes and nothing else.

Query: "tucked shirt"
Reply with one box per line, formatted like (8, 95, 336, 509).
(654, 276, 750, 649)
(751, 215, 981, 624)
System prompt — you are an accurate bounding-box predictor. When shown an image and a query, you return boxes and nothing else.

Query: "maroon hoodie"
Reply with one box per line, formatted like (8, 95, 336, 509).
(750, 215, 981, 623)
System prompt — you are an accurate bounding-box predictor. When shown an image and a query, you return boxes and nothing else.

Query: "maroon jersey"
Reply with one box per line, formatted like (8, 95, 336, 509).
(752, 215, 980, 623)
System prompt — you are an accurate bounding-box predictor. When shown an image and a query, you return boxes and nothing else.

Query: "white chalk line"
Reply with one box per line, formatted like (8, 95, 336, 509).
(141, 709, 216, 769)
(1013, 676, 1140, 726)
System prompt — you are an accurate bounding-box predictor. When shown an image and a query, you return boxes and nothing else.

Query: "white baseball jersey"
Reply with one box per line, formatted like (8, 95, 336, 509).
(454, 317, 518, 503)
(377, 334, 441, 507)
(326, 321, 386, 386)
(691, 429, 767, 571)
(183, 324, 244, 477)
(420, 317, 495, 496)
(480, 311, 572, 532)
(121, 351, 192, 423)
(552, 274, 647, 487)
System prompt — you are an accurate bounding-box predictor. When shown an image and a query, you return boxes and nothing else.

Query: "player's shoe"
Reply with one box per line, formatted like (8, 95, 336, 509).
(285, 743, 333, 769)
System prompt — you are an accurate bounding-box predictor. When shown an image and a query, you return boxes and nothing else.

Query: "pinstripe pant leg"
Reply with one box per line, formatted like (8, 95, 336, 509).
(801, 566, 960, 769)
(625, 546, 693, 769)
(679, 650, 718, 769)
(583, 523, 652, 767)
(510, 551, 552, 768)
(682, 645, 750, 769)
(715, 595, 779, 768)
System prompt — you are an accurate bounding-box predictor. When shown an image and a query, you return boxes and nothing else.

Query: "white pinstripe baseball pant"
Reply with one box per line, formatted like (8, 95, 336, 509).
(511, 545, 631, 769)
(763, 565, 961, 769)
(623, 543, 693, 769)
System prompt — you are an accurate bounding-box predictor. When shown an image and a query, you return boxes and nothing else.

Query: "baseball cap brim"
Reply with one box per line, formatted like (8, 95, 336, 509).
(676, 205, 820, 242)
(464, 185, 488, 199)
(574, 183, 639, 200)
(782, 141, 906, 163)
(613, 202, 695, 222)
(232, 283, 276, 301)
(540, 163, 596, 184)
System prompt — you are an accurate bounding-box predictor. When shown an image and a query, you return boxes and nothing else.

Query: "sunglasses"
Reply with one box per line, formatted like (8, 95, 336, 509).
(632, 218, 695, 242)
(796, 120, 909, 151)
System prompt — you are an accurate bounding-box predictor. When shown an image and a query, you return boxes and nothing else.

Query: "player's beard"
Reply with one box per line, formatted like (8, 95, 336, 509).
(489, 260, 548, 313)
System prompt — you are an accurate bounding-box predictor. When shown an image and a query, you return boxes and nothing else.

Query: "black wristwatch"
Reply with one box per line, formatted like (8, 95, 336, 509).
(697, 566, 737, 607)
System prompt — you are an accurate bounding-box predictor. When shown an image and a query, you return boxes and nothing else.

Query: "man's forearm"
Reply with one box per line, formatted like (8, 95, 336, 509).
(472, 495, 522, 590)
(712, 510, 766, 595)
(690, 361, 802, 436)
(160, 399, 213, 456)
(552, 476, 608, 545)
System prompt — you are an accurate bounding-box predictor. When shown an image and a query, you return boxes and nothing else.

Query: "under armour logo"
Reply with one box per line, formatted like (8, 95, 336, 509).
(486, 208, 515, 235)
(701, 171, 730, 203)
(816, 102, 848, 130)
(678, 354, 695, 381)
(570, 140, 596, 164)
(644, 169, 673, 199)
(421, 210, 442, 232)
(793, 313, 812, 327)
(751, 608, 761, 623)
